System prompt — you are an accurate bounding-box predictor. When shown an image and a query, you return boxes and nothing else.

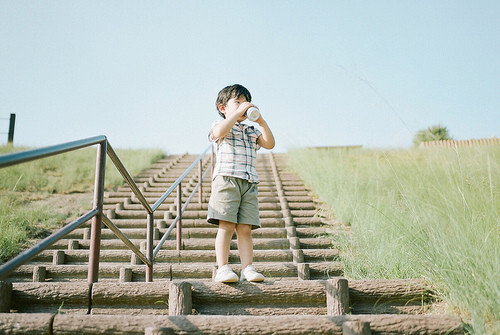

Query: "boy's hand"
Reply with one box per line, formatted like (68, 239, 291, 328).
(212, 101, 256, 140)
(227, 101, 255, 120)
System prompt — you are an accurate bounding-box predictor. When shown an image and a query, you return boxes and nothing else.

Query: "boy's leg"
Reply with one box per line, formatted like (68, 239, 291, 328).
(237, 223, 265, 282)
(215, 220, 236, 268)
(235, 223, 253, 268)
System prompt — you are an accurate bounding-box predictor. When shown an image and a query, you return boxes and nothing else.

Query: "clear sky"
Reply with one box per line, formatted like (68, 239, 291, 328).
(1, 1, 499, 153)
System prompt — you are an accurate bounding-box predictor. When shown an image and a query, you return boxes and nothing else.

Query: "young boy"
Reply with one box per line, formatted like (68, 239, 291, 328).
(207, 84, 275, 283)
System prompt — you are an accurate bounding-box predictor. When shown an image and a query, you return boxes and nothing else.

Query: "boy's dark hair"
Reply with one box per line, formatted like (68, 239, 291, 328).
(216, 84, 252, 118)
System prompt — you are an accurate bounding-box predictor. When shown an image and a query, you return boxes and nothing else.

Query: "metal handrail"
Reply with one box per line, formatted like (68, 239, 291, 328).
(0, 136, 213, 283)
(151, 144, 212, 212)
(107, 143, 153, 214)
(153, 155, 212, 258)
(0, 135, 106, 168)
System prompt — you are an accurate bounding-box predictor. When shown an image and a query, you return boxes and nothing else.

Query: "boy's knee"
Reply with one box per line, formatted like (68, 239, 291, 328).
(236, 223, 252, 235)
(219, 220, 236, 231)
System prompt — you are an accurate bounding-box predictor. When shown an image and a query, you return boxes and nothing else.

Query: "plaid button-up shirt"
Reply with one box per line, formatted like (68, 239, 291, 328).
(209, 120, 262, 183)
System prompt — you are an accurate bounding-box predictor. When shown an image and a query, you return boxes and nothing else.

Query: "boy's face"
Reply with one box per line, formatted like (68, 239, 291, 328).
(219, 95, 248, 122)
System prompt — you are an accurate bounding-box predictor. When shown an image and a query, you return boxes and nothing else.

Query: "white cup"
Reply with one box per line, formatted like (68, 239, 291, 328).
(246, 107, 260, 122)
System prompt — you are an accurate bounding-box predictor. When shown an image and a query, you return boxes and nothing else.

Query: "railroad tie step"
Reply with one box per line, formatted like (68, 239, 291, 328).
(3, 279, 437, 316)
(0, 310, 465, 334)
(158, 217, 287, 229)
(8, 282, 91, 314)
(91, 282, 170, 315)
(29, 248, 339, 265)
(10, 245, 343, 280)
(41, 237, 292, 251)
(109, 203, 287, 212)
(114, 209, 284, 220)
(11, 261, 332, 281)
(29, 249, 300, 264)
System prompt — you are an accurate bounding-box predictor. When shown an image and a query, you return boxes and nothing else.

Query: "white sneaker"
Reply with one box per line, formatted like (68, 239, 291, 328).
(214, 264, 239, 283)
(240, 265, 265, 282)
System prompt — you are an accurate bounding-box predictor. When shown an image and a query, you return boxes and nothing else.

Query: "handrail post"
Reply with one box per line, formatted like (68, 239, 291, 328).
(146, 213, 154, 282)
(88, 140, 107, 283)
(198, 160, 203, 204)
(176, 183, 182, 251)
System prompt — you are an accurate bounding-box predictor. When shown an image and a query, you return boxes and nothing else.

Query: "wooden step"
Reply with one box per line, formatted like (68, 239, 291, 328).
(10, 282, 90, 314)
(128, 185, 279, 193)
(105, 190, 281, 199)
(114, 209, 284, 220)
(90, 218, 286, 229)
(11, 262, 330, 281)
(44, 237, 291, 251)
(57, 227, 289, 242)
(91, 281, 170, 315)
(293, 217, 324, 226)
(103, 202, 283, 211)
(7, 279, 447, 317)
(29, 249, 308, 264)
(30, 248, 338, 265)
(53, 236, 330, 251)
(0, 314, 461, 335)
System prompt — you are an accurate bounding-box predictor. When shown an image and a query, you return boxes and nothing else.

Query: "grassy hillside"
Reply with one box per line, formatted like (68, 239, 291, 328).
(0, 145, 165, 263)
(288, 146, 499, 334)
(0, 145, 165, 192)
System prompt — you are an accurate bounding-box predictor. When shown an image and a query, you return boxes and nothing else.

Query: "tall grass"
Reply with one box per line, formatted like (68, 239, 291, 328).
(0, 192, 68, 262)
(288, 146, 499, 334)
(0, 145, 165, 263)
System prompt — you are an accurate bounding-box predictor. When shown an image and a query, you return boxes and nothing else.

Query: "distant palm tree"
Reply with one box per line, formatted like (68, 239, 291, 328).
(413, 124, 452, 147)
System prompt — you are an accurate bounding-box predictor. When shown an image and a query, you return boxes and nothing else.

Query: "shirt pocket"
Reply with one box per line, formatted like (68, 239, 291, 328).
(227, 130, 242, 141)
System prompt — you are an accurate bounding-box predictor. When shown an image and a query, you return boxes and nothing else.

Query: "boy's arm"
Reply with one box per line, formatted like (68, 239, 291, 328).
(211, 114, 239, 141)
(256, 117, 275, 150)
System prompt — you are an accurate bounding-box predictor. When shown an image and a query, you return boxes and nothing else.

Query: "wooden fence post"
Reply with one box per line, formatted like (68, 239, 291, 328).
(0, 281, 12, 312)
(33, 266, 46, 282)
(326, 277, 349, 315)
(297, 263, 310, 280)
(119, 267, 133, 282)
(168, 281, 192, 315)
(53, 250, 65, 265)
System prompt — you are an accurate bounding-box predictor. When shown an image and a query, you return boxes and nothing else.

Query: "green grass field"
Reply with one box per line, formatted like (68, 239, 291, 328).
(0, 145, 165, 263)
(288, 146, 499, 334)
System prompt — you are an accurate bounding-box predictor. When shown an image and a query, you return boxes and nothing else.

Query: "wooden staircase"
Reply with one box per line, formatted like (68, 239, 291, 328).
(0, 153, 464, 334)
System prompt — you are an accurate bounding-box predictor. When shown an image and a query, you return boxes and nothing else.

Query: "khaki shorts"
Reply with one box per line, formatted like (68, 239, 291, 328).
(207, 175, 261, 229)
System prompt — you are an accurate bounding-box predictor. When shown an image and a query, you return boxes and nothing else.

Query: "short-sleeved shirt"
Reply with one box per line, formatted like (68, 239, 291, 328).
(209, 120, 262, 183)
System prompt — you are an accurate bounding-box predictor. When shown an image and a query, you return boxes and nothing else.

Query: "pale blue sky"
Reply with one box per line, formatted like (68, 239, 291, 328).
(1, 1, 499, 153)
